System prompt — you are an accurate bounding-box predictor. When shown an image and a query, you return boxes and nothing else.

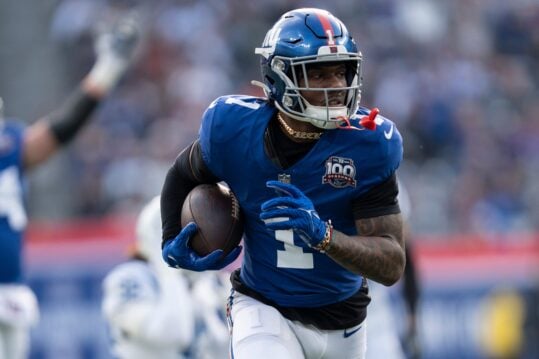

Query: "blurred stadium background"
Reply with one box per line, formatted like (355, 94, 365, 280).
(1, 0, 538, 358)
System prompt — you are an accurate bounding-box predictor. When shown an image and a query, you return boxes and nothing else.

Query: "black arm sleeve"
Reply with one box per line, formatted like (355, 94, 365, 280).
(161, 139, 218, 244)
(48, 87, 100, 144)
(352, 173, 400, 219)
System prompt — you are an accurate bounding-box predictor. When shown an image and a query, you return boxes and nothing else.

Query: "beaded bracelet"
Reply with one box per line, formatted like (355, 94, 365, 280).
(314, 220, 333, 253)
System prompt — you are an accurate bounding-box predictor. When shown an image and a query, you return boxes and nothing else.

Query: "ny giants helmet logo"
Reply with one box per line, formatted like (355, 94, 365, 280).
(322, 156, 356, 188)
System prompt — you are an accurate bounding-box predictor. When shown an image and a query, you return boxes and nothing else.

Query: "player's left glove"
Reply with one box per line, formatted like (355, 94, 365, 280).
(260, 180, 329, 249)
(86, 12, 140, 93)
(162, 222, 242, 272)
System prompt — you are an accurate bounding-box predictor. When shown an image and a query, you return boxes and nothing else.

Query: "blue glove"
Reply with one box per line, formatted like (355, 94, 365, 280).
(260, 181, 327, 248)
(162, 222, 242, 272)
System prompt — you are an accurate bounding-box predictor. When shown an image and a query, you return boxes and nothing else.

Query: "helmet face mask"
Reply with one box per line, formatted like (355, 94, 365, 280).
(255, 8, 363, 129)
(277, 56, 362, 129)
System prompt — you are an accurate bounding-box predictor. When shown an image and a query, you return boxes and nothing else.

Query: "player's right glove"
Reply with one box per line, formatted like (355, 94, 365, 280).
(86, 12, 140, 93)
(260, 181, 329, 250)
(162, 222, 242, 272)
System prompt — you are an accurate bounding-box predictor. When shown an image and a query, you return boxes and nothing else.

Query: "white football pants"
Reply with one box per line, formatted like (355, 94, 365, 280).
(228, 291, 366, 359)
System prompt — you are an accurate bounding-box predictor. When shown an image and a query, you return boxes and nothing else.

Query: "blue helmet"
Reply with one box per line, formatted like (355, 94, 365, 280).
(254, 8, 362, 129)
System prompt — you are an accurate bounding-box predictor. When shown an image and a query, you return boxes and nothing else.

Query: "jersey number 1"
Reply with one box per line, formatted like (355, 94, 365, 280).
(266, 218, 314, 269)
(223, 97, 314, 269)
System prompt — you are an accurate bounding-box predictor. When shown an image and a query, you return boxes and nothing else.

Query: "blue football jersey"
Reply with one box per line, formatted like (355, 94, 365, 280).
(0, 121, 28, 283)
(199, 96, 402, 307)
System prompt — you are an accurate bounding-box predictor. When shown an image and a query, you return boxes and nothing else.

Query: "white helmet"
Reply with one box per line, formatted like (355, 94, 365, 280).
(135, 196, 166, 268)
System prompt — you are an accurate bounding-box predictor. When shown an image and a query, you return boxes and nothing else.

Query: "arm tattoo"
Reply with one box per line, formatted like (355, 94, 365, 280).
(326, 213, 405, 285)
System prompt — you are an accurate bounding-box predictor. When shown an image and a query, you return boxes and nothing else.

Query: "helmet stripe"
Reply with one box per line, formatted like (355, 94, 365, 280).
(315, 12, 335, 45)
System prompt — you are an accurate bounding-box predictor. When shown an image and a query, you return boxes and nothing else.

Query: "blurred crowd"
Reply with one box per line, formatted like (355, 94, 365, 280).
(2, 0, 539, 236)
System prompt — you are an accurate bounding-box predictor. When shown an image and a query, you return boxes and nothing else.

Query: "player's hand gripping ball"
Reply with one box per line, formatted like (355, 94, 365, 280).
(162, 184, 243, 271)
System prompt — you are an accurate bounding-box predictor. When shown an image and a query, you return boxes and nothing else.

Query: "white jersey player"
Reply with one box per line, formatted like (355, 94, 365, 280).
(190, 270, 231, 359)
(102, 196, 195, 359)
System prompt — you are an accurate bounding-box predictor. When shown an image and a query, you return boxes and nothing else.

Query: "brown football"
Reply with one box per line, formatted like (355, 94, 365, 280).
(181, 184, 244, 257)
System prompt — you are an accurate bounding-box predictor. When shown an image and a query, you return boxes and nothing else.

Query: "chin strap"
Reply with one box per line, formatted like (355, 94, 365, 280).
(251, 80, 272, 98)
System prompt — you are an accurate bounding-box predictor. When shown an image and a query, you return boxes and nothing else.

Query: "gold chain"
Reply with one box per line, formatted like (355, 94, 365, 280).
(277, 113, 323, 140)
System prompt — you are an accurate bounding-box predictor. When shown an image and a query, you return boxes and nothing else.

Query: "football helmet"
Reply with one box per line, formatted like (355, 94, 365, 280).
(135, 196, 166, 268)
(254, 8, 362, 129)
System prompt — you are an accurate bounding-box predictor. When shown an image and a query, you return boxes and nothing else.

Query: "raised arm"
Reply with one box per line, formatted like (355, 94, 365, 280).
(22, 14, 139, 169)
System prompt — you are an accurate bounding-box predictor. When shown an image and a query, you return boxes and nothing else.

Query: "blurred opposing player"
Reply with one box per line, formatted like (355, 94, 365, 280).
(0, 16, 139, 359)
(367, 182, 421, 359)
(395, 182, 421, 359)
(102, 196, 195, 359)
(190, 270, 231, 359)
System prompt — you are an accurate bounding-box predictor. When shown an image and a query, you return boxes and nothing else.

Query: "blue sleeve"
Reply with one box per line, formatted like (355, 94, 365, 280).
(385, 125, 403, 177)
(198, 96, 242, 180)
(372, 112, 403, 180)
(355, 107, 403, 182)
(198, 98, 223, 179)
(354, 117, 403, 195)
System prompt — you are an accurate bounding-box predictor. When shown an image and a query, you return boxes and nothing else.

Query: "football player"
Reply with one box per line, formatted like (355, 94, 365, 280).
(160, 8, 404, 359)
(190, 270, 232, 359)
(102, 196, 195, 359)
(103, 196, 233, 359)
(0, 15, 139, 359)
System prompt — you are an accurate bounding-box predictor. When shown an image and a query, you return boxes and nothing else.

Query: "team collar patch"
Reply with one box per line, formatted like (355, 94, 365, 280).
(322, 156, 357, 188)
